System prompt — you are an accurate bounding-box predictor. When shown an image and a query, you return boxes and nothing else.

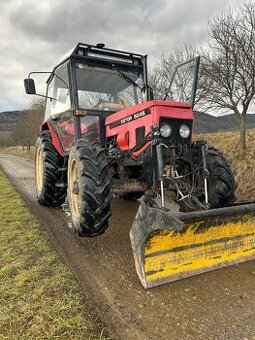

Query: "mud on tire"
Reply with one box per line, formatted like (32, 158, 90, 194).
(68, 139, 112, 237)
(35, 130, 66, 206)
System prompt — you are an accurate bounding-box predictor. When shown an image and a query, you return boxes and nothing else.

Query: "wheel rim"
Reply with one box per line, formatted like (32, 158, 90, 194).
(36, 146, 44, 193)
(69, 158, 80, 222)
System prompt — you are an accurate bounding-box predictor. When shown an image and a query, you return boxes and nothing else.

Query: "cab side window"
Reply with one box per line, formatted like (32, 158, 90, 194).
(45, 61, 70, 119)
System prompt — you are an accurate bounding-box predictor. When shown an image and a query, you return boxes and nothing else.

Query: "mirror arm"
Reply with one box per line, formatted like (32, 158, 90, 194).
(26, 71, 59, 101)
(33, 93, 58, 101)
(28, 71, 52, 81)
(28, 71, 68, 88)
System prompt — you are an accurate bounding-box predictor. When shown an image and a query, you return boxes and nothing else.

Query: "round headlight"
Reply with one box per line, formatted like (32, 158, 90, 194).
(179, 124, 191, 138)
(160, 123, 172, 138)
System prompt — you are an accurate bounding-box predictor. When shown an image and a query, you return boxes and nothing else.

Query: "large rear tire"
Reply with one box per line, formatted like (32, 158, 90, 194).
(35, 130, 66, 206)
(180, 146, 236, 212)
(68, 140, 112, 237)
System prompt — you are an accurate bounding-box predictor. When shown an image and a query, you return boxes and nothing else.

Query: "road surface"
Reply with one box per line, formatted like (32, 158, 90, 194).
(1, 153, 255, 340)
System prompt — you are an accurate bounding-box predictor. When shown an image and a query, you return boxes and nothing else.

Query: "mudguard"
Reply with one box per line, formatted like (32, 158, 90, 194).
(130, 203, 255, 288)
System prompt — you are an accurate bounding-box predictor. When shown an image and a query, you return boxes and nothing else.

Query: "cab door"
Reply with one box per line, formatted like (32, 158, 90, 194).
(45, 61, 75, 152)
(165, 56, 200, 108)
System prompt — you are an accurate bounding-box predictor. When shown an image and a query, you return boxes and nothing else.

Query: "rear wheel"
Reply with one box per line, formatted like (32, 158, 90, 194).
(35, 130, 66, 206)
(68, 140, 112, 237)
(180, 146, 236, 212)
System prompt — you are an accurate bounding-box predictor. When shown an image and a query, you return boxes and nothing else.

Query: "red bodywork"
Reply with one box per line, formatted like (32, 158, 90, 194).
(43, 100, 194, 158)
(105, 100, 194, 156)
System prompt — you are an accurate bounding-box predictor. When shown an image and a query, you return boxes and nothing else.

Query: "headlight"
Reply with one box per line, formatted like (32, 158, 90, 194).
(160, 123, 172, 138)
(179, 124, 190, 138)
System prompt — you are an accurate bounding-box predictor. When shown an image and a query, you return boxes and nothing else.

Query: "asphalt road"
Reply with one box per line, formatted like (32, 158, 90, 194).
(1, 153, 255, 340)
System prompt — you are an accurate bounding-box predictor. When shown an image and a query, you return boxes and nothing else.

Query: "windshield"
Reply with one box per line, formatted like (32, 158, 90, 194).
(75, 63, 144, 111)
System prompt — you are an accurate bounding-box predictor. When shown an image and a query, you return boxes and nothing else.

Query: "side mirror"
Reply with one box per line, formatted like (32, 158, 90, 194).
(24, 78, 36, 94)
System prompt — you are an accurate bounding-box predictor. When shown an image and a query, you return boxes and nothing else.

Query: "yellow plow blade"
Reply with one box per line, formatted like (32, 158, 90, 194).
(130, 203, 255, 289)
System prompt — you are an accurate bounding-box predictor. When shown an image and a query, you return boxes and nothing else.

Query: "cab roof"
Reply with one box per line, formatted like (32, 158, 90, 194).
(56, 43, 146, 69)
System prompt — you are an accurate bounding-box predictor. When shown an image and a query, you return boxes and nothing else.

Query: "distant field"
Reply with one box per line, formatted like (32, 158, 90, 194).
(1, 146, 35, 160)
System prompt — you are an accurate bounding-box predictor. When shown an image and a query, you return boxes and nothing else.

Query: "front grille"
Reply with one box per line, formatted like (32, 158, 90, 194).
(136, 126, 145, 144)
(159, 117, 193, 146)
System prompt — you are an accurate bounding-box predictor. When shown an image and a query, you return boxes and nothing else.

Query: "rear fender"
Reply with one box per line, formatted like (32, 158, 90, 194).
(41, 121, 64, 157)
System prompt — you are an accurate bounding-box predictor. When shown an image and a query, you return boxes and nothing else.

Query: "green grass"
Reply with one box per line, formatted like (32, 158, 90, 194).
(0, 170, 105, 339)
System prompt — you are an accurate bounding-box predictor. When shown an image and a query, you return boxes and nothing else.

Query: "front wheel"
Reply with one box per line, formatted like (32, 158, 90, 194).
(68, 140, 112, 237)
(180, 146, 236, 212)
(205, 146, 236, 208)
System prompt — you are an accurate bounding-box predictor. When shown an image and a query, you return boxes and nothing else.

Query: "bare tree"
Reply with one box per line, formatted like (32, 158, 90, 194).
(12, 98, 44, 149)
(201, 2, 255, 154)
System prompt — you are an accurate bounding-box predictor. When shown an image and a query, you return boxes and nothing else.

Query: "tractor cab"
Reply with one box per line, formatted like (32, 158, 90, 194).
(24, 43, 150, 153)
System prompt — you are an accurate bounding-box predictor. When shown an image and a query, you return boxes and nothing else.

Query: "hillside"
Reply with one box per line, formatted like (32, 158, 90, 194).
(0, 110, 23, 131)
(194, 112, 255, 133)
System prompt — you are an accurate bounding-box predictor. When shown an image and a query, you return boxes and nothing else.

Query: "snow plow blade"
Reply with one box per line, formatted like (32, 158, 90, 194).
(130, 203, 255, 289)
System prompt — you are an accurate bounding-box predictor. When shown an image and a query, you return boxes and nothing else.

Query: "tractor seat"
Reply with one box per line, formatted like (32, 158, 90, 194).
(98, 100, 127, 112)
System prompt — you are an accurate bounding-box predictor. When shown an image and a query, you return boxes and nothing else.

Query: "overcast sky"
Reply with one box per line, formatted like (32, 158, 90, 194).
(0, 0, 240, 112)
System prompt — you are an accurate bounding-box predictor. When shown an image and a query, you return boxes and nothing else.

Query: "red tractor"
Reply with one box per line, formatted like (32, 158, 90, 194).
(24, 43, 236, 239)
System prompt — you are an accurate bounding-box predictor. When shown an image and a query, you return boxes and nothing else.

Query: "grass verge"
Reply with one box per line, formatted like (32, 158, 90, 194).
(0, 169, 106, 339)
